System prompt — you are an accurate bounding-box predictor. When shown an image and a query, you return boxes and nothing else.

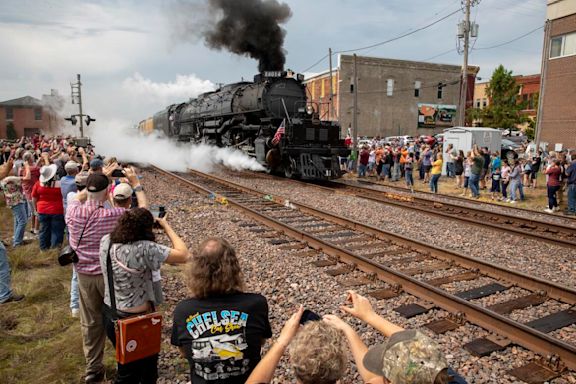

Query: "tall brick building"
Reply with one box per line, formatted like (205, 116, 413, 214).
(0, 90, 63, 139)
(539, 0, 576, 150)
(305, 54, 478, 138)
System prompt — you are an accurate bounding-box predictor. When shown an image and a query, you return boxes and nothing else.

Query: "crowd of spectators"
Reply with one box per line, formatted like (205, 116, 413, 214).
(0, 133, 573, 384)
(342, 135, 576, 215)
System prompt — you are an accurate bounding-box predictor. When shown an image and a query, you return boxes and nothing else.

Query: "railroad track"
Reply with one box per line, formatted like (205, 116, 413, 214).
(152, 165, 576, 382)
(233, 171, 576, 249)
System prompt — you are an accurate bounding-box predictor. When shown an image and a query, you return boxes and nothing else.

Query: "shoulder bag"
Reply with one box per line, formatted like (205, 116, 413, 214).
(58, 207, 99, 266)
(106, 243, 163, 365)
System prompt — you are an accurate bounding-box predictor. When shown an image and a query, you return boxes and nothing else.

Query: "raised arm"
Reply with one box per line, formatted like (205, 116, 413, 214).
(155, 216, 191, 263)
(245, 306, 304, 384)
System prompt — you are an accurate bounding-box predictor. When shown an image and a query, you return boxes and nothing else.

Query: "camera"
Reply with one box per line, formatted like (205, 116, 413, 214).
(151, 206, 166, 219)
(299, 309, 321, 325)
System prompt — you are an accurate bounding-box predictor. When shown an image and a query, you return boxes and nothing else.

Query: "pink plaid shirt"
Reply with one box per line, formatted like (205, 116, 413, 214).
(66, 199, 126, 275)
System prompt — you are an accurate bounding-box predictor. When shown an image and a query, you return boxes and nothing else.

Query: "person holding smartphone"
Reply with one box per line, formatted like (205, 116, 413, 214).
(100, 208, 191, 383)
(246, 306, 347, 384)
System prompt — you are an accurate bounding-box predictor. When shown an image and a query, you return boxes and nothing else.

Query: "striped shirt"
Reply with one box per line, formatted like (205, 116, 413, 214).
(66, 199, 126, 275)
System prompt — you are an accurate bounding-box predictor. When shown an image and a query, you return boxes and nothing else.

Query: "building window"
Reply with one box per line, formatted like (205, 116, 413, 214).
(482, 98, 487, 108)
(475, 99, 481, 108)
(386, 79, 394, 96)
(6, 107, 13, 120)
(34, 108, 42, 120)
(550, 32, 576, 59)
(437, 83, 443, 99)
(414, 81, 421, 97)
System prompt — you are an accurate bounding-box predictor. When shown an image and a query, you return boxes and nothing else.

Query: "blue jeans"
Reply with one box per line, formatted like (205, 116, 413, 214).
(405, 171, 414, 188)
(430, 174, 441, 193)
(446, 162, 455, 177)
(11, 202, 29, 247)
(469, 173, 480, 197)
(547, 185, 560, 209)
(70, 267, 79, 310)
(509, 180, 524, 201)
(38, 214, 65, 250)
(0, 242, 12, 302)
(381, 164, 391, 179)
(358, 163, 367, 177)
(391, 163, 400, 181)
(568, 184, 576, 212)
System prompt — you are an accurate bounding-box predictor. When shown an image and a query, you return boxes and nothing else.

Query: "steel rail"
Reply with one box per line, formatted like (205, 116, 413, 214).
(152, 166, 576, 370)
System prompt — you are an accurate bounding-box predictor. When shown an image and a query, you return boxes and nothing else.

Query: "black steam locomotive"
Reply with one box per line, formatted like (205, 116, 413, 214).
(139, 71, 349, 179)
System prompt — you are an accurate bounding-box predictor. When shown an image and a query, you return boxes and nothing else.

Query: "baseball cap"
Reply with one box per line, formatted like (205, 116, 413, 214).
(75, 171, 89, 187)
(363, 330, 448, 384)
(65, 160, 81, 172)
(90, 158, 104, 170)
(113, 183, 133, 200)
(86, 173, 109, 192)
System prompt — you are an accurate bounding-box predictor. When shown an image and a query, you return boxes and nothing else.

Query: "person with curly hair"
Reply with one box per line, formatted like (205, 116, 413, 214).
(246, 306, 347, 384)
(100, 208, 190, 383)
(171, 237, 272, 384)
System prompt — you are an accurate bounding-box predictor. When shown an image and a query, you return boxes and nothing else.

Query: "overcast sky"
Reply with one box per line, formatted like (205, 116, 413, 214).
(0, 0, 546, 128)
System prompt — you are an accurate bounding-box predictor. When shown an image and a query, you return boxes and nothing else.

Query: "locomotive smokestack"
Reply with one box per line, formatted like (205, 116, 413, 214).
(170, 0, 292, 72)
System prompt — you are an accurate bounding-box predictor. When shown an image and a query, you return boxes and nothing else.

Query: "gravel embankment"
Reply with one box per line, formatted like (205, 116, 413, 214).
(216, 170, 576, 287)
(141, 169, 576, 384)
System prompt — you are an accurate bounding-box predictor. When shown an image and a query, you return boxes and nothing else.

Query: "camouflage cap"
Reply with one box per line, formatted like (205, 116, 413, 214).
(363, 330, 448, 384)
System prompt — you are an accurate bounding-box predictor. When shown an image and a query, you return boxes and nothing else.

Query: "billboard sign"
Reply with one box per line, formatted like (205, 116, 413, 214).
(417, 103, 457, 129)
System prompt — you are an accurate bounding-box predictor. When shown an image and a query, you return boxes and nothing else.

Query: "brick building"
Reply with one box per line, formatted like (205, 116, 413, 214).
(538, 0, 576, 150)
(0, 90, 63, 139)
(473, 74, 540, 128)
(304, 54, 478, 138)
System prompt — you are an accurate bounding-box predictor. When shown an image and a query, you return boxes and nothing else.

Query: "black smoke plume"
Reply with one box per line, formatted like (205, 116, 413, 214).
(170, 0, 292, 72)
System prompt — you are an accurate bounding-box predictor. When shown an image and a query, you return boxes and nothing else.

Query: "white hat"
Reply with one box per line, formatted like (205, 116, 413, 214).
(112, 183, 133, 200)
(64, 160, 81, 172)
(39, 164, 58, 184)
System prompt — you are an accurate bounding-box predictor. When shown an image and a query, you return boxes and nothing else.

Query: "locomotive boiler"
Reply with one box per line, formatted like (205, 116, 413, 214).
(139, 71, 349, 179)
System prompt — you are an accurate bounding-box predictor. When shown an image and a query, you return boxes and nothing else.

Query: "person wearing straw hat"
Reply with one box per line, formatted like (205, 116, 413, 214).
(31, 163, 65, 250)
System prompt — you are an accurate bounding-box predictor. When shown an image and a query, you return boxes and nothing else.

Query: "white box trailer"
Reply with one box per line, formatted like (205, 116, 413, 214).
(442, 127, 502, 175)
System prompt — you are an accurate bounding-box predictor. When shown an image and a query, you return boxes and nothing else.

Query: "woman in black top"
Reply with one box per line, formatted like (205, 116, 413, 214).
(454, 150, 465, 188)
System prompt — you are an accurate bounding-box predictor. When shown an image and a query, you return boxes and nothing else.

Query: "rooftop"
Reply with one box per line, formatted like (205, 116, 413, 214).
(0, 96, 42, 107)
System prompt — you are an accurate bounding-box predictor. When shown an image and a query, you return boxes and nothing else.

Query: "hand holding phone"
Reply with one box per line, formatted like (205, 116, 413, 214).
(111, 168, 125, 178)
(299, 309, 321, 325)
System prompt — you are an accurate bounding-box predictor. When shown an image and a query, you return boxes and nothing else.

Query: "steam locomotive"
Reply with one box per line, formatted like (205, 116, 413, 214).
(138, 71, 349, 179)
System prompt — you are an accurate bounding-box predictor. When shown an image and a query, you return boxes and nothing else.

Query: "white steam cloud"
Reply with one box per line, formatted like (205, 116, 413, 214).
(88, 119, 265, 173)
(121, 72, 215, 105)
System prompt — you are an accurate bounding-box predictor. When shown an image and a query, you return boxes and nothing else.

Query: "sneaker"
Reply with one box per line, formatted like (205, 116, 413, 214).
(1, 293, 25, 304)
(544, 208, 554, 213)
(510, 200, 517, 204)
(85, 370, 105, 384)
(553, 206, 560, 212)
(71, 308, 80, 318)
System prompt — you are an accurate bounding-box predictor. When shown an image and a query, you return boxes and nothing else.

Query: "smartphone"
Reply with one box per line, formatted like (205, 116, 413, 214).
(151, 206, 166, 219)
(299, 309, 321, 325)
(111, 169, 125, 177)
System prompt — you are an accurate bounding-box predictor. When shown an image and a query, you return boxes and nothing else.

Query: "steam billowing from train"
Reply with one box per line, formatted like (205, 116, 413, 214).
(169, 0, 292, 71)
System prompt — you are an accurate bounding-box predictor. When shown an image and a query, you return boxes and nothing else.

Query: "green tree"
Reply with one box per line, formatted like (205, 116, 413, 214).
(6, 122, 17, 140)
(476, 65, 529, 129)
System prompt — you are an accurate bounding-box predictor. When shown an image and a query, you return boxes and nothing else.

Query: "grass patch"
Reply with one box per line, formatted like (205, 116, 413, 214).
(346, 172, 555, 212)
(0, 201, 115, 383)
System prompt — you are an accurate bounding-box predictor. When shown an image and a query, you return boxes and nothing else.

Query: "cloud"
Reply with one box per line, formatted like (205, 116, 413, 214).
(121, 72, 215, 105)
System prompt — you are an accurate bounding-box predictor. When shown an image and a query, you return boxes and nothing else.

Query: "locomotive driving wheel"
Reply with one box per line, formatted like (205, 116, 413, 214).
(283, 157, 298, 179)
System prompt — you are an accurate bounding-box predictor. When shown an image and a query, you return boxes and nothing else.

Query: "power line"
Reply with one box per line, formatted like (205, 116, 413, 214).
(334, 9, 461, 54)
(299, 7, 461, 73)
(423, 48, 457, 62)
(473, 25, 544, 50)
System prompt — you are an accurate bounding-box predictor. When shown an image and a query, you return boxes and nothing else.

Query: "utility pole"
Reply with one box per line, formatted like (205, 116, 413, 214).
(352, 54, 358, 162)
(328, 48, 335, 120)
(535, 20, 550, 154)
(66, 74, 95, 137)
(71, 74, 84, 137)
(458, 0, 471, 127)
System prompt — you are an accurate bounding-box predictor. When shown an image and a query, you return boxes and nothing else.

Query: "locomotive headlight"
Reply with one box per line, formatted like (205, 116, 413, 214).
(306, 105, 314, 115)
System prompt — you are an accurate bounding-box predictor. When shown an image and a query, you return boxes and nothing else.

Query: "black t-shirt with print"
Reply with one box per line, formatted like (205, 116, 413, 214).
(171, 293, 272, 384)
